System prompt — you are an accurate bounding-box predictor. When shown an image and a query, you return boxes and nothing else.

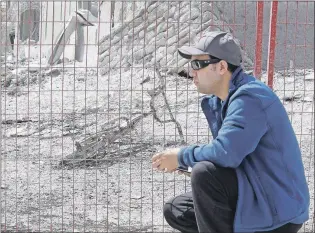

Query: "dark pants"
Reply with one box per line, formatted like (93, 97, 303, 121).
(163, 161, 303, 233)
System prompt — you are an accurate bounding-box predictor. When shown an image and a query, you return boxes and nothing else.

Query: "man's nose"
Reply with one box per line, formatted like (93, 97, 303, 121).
(189, 68, 197, 78)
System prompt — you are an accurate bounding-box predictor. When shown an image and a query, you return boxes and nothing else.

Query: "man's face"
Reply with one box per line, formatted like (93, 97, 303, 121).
(190, 55, 222, 95)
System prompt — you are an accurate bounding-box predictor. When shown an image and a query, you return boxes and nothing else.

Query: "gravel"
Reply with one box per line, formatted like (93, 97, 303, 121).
(1, 58, 313, 232)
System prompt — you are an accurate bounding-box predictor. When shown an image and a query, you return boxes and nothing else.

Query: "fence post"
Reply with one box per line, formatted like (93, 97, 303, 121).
(0, 4, 3, 233)
(254, 1, 264, 80)
(267, 1, 278, 89)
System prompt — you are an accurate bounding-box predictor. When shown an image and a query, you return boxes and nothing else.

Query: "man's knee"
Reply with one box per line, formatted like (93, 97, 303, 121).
(163, 196, 180, 225)
(163, 197, 173, 221)
(190, 161, 238, 206)
(191, 161, 217, 186)
(163, 194, 198, 233)
(163, 194, 195, 223)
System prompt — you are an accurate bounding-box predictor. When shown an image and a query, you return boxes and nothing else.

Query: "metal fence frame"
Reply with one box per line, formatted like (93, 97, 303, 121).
(1, 1, 314, 232)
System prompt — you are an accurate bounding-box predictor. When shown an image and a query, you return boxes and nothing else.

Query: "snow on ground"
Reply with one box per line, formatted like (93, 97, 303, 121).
(0, 60, 314, 232)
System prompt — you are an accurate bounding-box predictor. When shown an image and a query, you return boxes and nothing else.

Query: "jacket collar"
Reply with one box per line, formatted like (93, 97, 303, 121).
(228, 66, 244, 94)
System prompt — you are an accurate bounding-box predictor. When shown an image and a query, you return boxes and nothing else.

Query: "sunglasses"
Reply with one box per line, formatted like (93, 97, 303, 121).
(190, 59, 221, 70)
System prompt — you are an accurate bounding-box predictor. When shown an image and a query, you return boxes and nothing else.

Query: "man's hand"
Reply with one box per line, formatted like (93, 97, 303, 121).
(152, 148, 181, 173)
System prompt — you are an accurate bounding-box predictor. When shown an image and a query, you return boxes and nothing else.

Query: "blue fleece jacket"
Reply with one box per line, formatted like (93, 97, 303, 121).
(177, 67, 310, 232)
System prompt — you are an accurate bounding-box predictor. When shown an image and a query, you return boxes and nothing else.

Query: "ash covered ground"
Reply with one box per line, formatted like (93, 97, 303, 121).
(1, 58, 314, 232)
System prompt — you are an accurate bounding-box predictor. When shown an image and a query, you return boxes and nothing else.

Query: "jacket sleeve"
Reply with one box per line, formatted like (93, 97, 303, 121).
(177, 91, 269, 168)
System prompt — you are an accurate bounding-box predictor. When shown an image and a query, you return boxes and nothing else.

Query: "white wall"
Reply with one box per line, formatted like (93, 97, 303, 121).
(39, 1, 112, 66)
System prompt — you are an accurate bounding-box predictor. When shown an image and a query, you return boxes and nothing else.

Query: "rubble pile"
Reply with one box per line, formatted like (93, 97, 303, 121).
(98, 1, 253, 75)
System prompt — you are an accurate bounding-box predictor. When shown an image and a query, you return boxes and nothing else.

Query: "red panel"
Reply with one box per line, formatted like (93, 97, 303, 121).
(254, 1, 264, 79)
(267, 1, 279, 89)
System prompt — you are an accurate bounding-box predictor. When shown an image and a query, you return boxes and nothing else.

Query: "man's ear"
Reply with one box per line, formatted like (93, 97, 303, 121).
(218, 60, 228, 75)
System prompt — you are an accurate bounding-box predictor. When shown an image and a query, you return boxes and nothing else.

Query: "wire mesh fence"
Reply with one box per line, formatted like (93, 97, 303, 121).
(0, 1, 314, 232)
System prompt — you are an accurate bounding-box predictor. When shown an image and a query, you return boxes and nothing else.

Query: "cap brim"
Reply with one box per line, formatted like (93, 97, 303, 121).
(178, 46, 208, 59)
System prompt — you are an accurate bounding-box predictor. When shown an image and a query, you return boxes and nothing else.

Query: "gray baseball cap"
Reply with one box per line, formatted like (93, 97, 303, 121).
(178, 31, 242, 66)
